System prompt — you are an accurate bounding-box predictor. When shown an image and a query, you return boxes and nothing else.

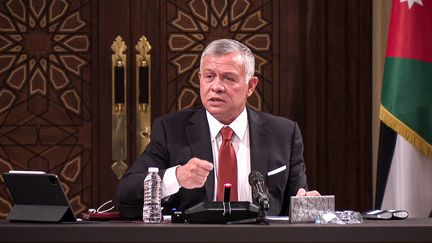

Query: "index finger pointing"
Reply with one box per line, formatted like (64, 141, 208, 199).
(197, 159, 214, 171)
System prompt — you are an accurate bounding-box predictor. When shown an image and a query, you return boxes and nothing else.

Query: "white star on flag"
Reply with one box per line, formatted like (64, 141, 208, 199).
(400, 0, 423, 9)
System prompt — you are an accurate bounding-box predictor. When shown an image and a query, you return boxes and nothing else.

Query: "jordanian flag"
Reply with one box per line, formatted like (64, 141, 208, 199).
(376, 0, 432, 217)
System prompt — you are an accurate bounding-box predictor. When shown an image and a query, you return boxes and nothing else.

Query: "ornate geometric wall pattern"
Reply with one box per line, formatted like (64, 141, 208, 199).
(0, 0, 91, 217)
(165, 0, 272, 112)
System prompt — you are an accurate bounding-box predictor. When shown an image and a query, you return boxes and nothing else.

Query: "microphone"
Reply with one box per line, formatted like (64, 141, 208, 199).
(223, 183, 231, 203)
(222, 183, 232, 216)
(248, 171, 270, 211)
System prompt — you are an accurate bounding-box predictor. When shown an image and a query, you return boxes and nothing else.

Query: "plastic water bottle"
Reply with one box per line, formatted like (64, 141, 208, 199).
(143, 167, 162, 223)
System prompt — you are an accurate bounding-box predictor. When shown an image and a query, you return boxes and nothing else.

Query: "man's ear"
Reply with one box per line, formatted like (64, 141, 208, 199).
(247, 76, 259, 97)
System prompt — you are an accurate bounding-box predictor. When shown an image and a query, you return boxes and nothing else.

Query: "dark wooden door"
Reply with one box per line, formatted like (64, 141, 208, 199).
(0, 0, 371, 218)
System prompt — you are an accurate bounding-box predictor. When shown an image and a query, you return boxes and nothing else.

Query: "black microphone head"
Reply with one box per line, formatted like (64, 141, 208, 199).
(249, 171, 270, 212)
(248, 170, 264, 185)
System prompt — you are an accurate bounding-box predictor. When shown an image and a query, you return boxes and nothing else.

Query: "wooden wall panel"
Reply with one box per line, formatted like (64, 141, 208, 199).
(156, 0, 372, 211)
(0, 0, 372, 218)
(276, 0, 372, 211)
(0, 0, 94, 217)
(159, 0, 273, 114)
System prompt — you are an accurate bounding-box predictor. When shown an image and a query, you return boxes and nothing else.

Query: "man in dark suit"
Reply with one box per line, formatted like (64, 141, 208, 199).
(116, 39, 319, 218)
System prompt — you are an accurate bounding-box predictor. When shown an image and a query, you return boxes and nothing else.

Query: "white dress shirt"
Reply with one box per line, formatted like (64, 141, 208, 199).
(161, 108, 252, 202)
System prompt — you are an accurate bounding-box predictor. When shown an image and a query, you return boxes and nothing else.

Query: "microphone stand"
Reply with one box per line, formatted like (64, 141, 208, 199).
(221, 184, 266, 224)
(222, 185, 232, 217)
(249, 171, 271, 225)
(257, 201, 270, 225)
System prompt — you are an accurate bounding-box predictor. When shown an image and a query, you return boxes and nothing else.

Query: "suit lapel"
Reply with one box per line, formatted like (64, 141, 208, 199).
(248, 108, 270, 178)
(186, 108, 214, 201)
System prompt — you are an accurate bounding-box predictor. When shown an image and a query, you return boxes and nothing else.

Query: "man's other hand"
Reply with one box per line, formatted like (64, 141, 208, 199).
(176, 157, 213, 189)
(296, 188, 321, 197)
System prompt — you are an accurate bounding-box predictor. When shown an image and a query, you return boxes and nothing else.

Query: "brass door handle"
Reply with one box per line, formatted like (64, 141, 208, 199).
(140, 127, 151, 138)
(108, 35, 152, 180)
(110, 36, 128, 180)
(135, 36, 152, 158)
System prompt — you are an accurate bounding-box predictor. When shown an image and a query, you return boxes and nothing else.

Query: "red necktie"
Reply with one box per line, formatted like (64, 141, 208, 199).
(217, 126, 238, 201)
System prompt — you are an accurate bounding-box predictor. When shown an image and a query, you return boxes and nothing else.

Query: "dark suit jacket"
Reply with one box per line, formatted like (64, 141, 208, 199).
(116, 107, 308, 218)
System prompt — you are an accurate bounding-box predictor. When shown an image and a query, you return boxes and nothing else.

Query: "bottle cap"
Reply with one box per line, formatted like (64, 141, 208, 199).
(148, 167, 159, 173)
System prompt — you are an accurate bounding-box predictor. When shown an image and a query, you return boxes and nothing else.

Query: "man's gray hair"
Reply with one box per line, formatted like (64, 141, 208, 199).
(200, 39, 255, 81)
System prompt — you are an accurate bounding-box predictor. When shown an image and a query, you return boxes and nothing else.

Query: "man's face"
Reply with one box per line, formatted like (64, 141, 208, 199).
(199, 51, 258, 124)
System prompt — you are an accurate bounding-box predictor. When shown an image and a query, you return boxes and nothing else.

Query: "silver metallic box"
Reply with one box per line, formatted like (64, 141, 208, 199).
(289, 195, 335, 223)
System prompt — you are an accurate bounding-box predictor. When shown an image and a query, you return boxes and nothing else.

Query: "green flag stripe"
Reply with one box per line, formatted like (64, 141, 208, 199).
(380, 105, 432, 160)
(381, 57, 432, 144)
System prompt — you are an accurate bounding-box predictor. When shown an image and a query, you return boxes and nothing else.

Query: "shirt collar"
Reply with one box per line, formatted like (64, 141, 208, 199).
(206, 108, 248, 141)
